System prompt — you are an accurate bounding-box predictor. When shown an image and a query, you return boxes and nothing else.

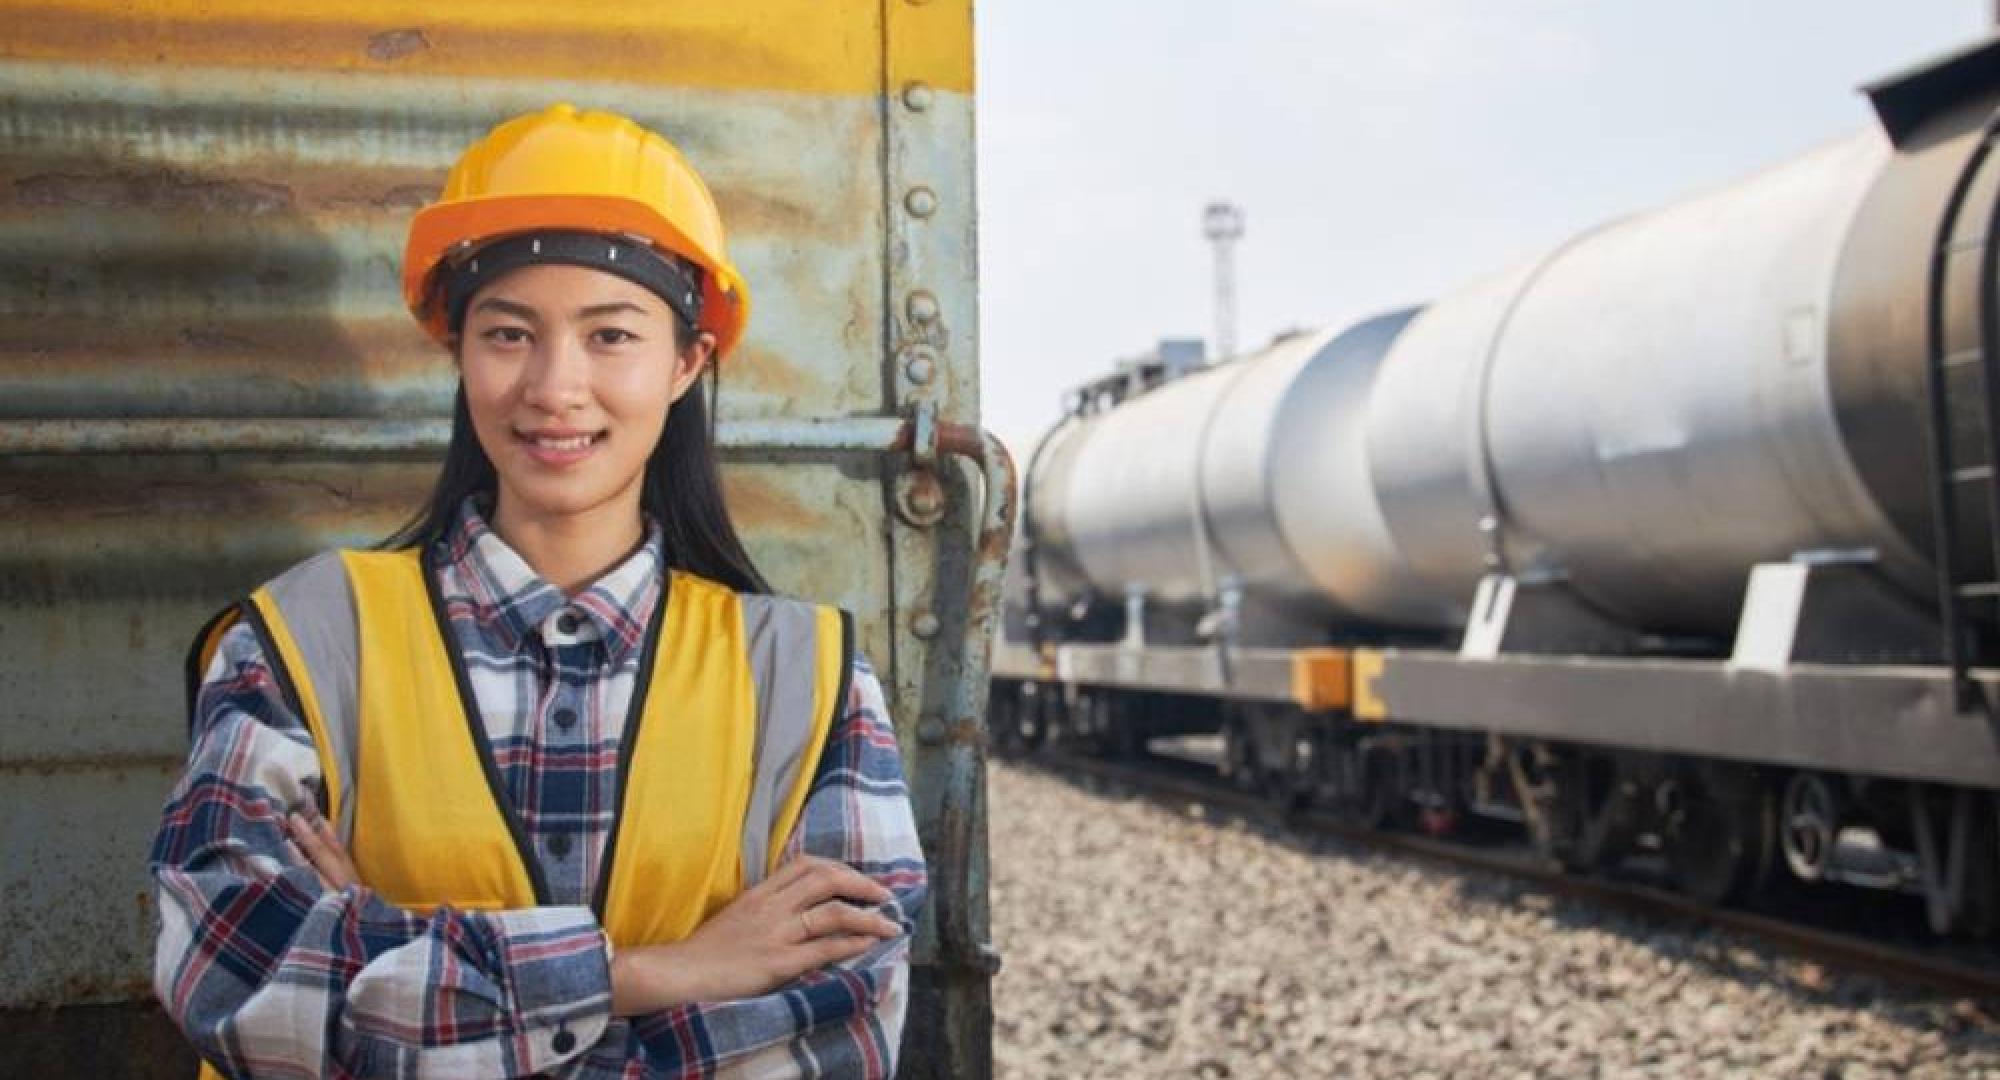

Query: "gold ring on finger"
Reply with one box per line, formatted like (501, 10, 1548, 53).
(799, 909, 815, 938)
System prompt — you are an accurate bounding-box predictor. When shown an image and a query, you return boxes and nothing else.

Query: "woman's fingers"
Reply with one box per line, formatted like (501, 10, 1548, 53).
(806, 934, 886, 970)
(772, 857, 893, 910)
(286, 809, 357, 890)
(797, 901, 900, 941)
(286, 812, 335, 887)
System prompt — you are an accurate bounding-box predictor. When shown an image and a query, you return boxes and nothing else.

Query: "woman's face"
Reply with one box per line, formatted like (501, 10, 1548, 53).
(456, 262, 711, 530)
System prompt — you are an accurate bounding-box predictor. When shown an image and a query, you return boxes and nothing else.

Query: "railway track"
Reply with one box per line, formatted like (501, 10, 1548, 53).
(1012, 744, 2000, 1004)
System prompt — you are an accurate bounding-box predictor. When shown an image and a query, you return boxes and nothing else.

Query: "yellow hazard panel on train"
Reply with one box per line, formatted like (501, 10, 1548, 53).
(3, 0, 973, 93)
(1352, 649, 1390, 721)
(1289, 647, 1352, 711)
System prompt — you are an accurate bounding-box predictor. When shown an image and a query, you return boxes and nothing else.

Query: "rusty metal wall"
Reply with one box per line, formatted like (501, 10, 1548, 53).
(0, 3, 997, 1075)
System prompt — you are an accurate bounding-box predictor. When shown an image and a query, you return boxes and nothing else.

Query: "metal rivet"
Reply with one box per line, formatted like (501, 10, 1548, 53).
(905, 187, 938, 219)
(902, 82, 934, 111)
(895, 468, 947, 527)
(912, 611, 940, 639)
(907, 291, 940, 322)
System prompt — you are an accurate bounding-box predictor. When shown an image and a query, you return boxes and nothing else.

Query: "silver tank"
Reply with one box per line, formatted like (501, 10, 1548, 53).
(1029, 92, 1999, 638)
(1370, 130, 1923, 633)
(1028, 311, 1462, 629)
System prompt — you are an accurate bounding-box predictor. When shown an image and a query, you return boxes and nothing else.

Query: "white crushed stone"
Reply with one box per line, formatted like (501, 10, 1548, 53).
(988, 761, 2000, 1079)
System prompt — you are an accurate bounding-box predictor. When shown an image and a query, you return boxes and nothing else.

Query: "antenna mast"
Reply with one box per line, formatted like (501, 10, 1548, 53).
(1202, 201, 1245, 361)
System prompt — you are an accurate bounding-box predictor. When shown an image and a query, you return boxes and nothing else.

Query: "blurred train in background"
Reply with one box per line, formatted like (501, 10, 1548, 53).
(992, 36, 2000, 935)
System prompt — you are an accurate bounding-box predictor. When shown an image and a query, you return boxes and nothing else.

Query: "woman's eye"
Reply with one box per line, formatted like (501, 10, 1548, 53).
(481, 326, 532, 345)
(592, 327, 639, 346)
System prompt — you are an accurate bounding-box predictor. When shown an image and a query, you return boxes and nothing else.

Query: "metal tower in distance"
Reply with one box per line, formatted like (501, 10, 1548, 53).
(1202, 201, 1245, 361)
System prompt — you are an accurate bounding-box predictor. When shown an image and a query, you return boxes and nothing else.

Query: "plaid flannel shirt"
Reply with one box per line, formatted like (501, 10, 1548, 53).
(150, 497, 926, 1078)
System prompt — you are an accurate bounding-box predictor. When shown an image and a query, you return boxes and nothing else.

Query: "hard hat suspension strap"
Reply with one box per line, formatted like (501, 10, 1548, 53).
(442, 229, 705, 336)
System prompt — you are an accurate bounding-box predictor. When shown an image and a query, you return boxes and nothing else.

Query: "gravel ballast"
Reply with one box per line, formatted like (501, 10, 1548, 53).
(987, 761, 2000, 1078)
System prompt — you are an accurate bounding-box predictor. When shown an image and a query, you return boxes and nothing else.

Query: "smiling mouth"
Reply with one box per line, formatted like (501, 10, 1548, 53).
(520, 431, 603, 451)
(513, 429, 607, 464)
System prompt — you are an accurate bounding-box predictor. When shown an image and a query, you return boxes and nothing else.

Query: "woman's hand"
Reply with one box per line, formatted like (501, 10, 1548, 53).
(286, 804, 358, 891)
(283, 808, 899, 1014)
(610, 855, 902, 1015)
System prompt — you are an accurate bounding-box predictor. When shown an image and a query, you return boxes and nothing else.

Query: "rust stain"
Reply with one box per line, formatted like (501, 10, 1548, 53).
(720, 472, 825, 535)
(319, 182, 437, 214)
(714, 188, 836, 245)
(365, 26, 430, 63)
(0, 753, 188, 777)
(725, 341, 816, 403)
(0, 162, 442, 219)
(14, 167, 294, 216)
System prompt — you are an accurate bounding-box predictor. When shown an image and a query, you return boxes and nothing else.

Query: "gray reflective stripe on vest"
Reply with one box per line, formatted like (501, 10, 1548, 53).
(256, 550, 843, 890)
(259, 550, 362, 841)
(738, 593, 842, 887)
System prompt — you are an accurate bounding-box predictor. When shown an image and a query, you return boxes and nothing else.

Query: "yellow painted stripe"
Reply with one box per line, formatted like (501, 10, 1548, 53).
(887, 0, 977, 93)
(0, 0, 973, 94)
(1352, 649, 1389, 722)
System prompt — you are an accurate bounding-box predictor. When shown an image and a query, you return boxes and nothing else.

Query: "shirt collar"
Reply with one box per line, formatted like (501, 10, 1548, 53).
(435, 495, 663, 663)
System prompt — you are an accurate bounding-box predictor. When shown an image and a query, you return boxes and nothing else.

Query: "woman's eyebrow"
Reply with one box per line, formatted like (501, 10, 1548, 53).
(470, 297, 539, 321)
(576, 301, 653, 319)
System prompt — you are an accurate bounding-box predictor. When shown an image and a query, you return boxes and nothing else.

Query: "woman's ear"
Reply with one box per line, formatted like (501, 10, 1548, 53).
(670, 332, 717, 404)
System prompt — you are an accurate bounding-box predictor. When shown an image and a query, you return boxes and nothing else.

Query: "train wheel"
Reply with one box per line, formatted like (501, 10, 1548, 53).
(1510, 744, 1595, 872)
(1087, 691, 1136, 759)
(1779, 771, 1842, 883)
(1320, 737, 1400, 829)
(1278, 726, 1320, 812)
(1106, 693, 1148, 759)
(1662, 763, 1776, 906)
(1016, 683, 1050, 750)
(1221, 711, 1262, 793)
(987, 683, 1020, 754)
(1907, 786, 1998, 937)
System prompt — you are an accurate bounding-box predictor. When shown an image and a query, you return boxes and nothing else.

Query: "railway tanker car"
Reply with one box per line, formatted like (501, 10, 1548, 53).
(992, 37, 2000, 935)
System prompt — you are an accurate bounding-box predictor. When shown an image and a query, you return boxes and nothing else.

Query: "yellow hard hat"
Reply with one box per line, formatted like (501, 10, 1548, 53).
(404, 104, 751, 357)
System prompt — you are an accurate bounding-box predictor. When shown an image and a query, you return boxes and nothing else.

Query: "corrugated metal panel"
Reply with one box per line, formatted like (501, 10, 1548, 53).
(0, 3, 999, 1076)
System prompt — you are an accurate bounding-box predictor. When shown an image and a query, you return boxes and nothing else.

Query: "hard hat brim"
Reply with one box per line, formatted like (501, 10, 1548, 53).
(404, 193, 751, 357)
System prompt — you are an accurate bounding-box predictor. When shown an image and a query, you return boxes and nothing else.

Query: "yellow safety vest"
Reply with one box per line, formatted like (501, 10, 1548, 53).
(187, 547, 851, 1077)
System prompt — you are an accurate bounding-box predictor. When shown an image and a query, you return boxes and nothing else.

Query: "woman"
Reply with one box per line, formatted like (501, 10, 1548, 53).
(150, 104, 925, 1078)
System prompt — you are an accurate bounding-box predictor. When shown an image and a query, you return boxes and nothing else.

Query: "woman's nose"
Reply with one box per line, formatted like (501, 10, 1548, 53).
(521, 334, 590, 410)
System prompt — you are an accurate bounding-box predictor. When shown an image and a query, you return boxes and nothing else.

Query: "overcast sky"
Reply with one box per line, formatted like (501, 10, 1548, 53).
(975, 2, 1990, 458)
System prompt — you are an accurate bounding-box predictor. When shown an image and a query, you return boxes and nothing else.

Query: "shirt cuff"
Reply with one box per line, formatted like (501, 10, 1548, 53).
(488, 904, 613, 1071)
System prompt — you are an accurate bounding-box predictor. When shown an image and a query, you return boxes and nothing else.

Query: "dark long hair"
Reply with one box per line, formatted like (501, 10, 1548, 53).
(380, 330, 769, 595)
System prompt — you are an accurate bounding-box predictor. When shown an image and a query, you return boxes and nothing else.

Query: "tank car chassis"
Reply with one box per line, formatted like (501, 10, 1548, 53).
(992, 561, 2000, 935)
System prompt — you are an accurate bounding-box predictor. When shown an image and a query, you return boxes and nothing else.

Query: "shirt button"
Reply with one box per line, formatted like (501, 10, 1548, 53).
(547, 833, 573, 858)
(553, 707, 577, 731)
(551, 1028, 577, 1055)
(556, 612, 580, 635)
